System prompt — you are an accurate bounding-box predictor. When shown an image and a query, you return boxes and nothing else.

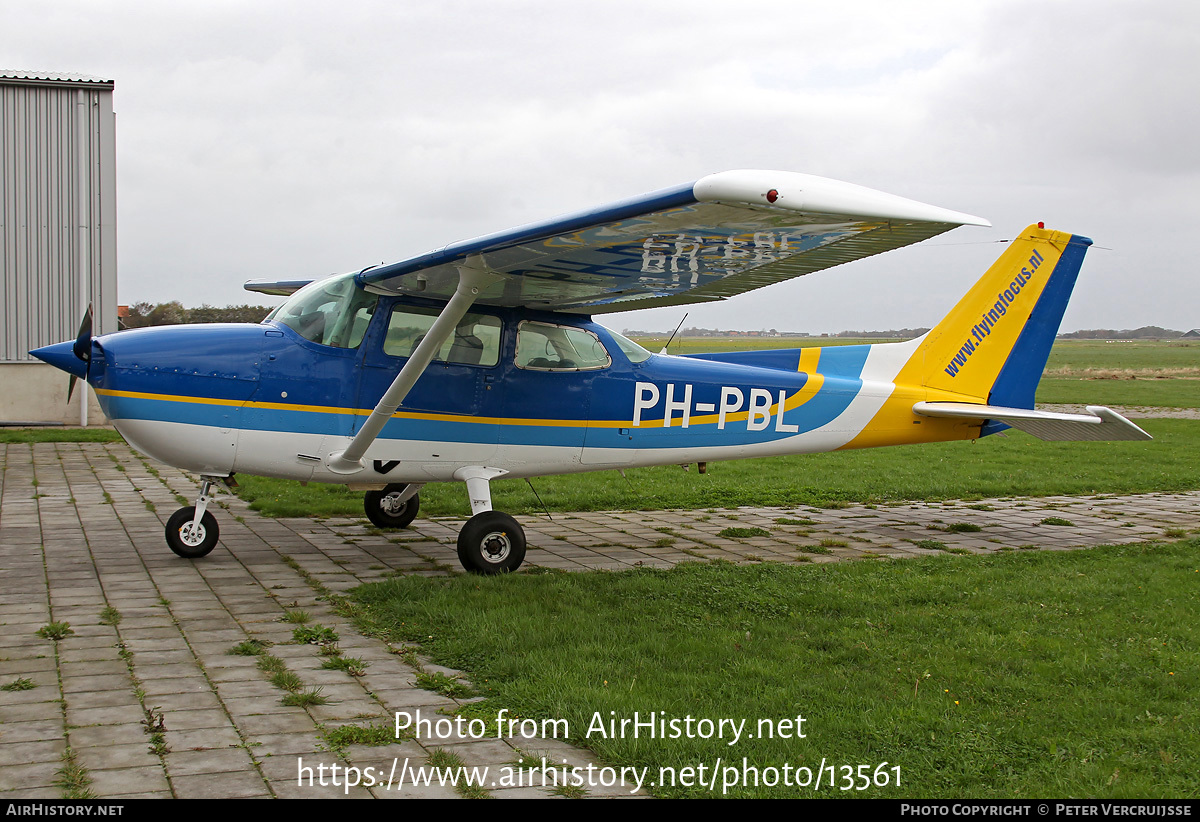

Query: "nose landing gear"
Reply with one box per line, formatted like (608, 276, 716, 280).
(165, 476, 222, 558)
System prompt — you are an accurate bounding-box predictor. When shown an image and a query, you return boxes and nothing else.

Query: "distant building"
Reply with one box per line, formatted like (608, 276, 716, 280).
(1, 71, 116, 425)
(1184, 329, 1200, 338)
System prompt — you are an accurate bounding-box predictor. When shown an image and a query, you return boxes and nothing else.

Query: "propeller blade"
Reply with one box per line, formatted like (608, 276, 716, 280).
(72, 304, 93, 364)
(70, 304, 93, 400)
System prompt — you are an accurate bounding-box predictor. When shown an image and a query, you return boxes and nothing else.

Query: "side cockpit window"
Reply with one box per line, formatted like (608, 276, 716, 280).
(383, 306, 502, 367)
(515, 321, 611, 371)
(271, 273, 378, 349)
(603, 326, 653, 364)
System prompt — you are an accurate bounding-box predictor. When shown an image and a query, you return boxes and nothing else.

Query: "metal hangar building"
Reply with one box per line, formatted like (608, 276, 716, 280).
(1, 70, 117, 425)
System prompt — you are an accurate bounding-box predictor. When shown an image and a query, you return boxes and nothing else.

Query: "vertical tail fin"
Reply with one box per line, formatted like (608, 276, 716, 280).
(913, 225, 1091, 407)
(842, 225, 1095, 451)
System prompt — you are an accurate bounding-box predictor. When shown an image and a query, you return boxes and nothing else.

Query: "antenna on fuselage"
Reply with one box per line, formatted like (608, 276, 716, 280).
(660, 312, 688, 355)
(524, 478, 553, 522)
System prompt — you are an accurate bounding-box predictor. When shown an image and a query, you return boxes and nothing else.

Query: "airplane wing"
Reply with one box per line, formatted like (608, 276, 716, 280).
(243, 279, 314, 297)
(342, 170, 988, 314)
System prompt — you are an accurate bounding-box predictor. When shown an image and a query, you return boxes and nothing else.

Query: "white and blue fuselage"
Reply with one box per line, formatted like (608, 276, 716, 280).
(44, 298, 935, 486)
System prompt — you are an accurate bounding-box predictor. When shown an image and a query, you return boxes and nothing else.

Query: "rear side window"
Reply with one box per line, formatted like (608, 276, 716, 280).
(515, 321, 611, 371)
(382, 306, 502, 367)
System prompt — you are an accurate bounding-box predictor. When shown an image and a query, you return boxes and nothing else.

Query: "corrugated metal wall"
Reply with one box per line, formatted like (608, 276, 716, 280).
(1, 76, 117, 362)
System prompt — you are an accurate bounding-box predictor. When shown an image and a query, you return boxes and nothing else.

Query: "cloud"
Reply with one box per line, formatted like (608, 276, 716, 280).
(6, 1, 1197, 329)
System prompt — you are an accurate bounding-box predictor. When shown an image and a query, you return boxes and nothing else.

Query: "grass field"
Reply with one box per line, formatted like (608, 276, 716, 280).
(1038, 339, 1199, 407)
(635, 336, 1200, 409)
(0, 427, 124, 443)
(1042, 339, 1200, 375)
(1036, 378, 1198, 408)
(351, 538, 1200, 798)
(232, 419, 1197, 518)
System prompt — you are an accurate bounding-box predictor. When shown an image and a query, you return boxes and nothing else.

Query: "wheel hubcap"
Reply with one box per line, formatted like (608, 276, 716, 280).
(179, 521, 206, 547)
(381, 493, 406, 515)
(480, 531, 511, 563)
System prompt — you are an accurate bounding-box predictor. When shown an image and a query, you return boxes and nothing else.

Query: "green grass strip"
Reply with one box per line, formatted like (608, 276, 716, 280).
(0, 428, 124, 443)
(351, 539, 1200, 798)
(238, 420, 1199, 518)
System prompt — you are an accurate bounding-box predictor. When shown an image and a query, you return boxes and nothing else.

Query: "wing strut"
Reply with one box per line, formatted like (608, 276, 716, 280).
(326, 255, 502, 475)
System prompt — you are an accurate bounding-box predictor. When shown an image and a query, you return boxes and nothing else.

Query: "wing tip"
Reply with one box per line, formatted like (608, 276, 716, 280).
(695, 169, 990, 228)
(244, 279, 313, 297)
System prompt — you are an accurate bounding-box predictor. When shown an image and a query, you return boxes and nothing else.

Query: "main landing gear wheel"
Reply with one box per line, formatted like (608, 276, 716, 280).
(364, 484, 420, 529)
(457, 511, 526, 574)
(165, 506, 220, 558)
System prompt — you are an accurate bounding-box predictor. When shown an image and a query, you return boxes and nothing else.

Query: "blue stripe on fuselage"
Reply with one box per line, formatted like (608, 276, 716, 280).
(98, 348, 871, 451)
(89, 313, 873, 452)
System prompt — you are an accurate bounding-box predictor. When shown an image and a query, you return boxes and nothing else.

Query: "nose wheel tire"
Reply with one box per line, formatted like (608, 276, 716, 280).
(457, 511, 526, 574)
(166, 507, 220, 558)
(364, 484, 420, 529)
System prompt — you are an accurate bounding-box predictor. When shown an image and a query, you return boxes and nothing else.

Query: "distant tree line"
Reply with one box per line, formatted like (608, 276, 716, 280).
(624, 325, 1190, 340)
(832, 328, 931, 338)
(622, 327, 932, 338)
(621, 327, 792, 338)
(1056, 326, 1185, 340)
(120, 302, 276, 329)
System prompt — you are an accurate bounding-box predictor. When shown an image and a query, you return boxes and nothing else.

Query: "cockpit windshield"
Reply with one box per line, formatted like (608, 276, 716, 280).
(267, 273, 379, 349)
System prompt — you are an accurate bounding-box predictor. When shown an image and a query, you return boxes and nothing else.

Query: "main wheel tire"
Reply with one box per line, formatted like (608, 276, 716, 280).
(165, 506, 219, 558)
(364, 484, 420, 529)
(457, 511, 526, 574)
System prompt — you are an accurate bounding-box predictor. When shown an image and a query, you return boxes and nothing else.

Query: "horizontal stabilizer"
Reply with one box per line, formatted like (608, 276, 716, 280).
(913, 402, 1152, 442)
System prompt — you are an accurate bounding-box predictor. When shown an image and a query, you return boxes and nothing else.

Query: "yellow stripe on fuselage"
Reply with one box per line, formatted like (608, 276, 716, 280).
(99, 349, 832, 434)
(96, 387, 601, 428)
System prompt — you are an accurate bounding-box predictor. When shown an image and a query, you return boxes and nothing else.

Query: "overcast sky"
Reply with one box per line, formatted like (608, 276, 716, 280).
(6, 1, 1198, 332)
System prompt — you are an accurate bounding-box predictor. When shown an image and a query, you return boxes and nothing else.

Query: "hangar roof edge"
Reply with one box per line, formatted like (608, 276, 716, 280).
(0, 70, 114, 89)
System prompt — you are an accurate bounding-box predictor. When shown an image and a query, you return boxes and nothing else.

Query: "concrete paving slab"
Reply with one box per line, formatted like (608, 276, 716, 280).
(0, 762, 61, 792)
(163, 747, 258, 777)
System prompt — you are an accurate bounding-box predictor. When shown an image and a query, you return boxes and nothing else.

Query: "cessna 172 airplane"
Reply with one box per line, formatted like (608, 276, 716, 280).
(32, 170, 1149, 574)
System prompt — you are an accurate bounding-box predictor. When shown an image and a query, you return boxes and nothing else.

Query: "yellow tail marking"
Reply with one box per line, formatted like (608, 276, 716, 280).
(780, 347, 824, 414)
(838, 226, 1071, 450)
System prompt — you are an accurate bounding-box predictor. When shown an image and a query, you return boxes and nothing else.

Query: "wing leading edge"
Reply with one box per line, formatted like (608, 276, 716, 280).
(348, 170, 989, 314)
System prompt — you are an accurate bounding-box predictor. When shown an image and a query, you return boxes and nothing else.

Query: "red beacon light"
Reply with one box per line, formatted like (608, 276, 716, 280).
(1038, 221, 1045, 229)
(766, 189, 779, 203)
